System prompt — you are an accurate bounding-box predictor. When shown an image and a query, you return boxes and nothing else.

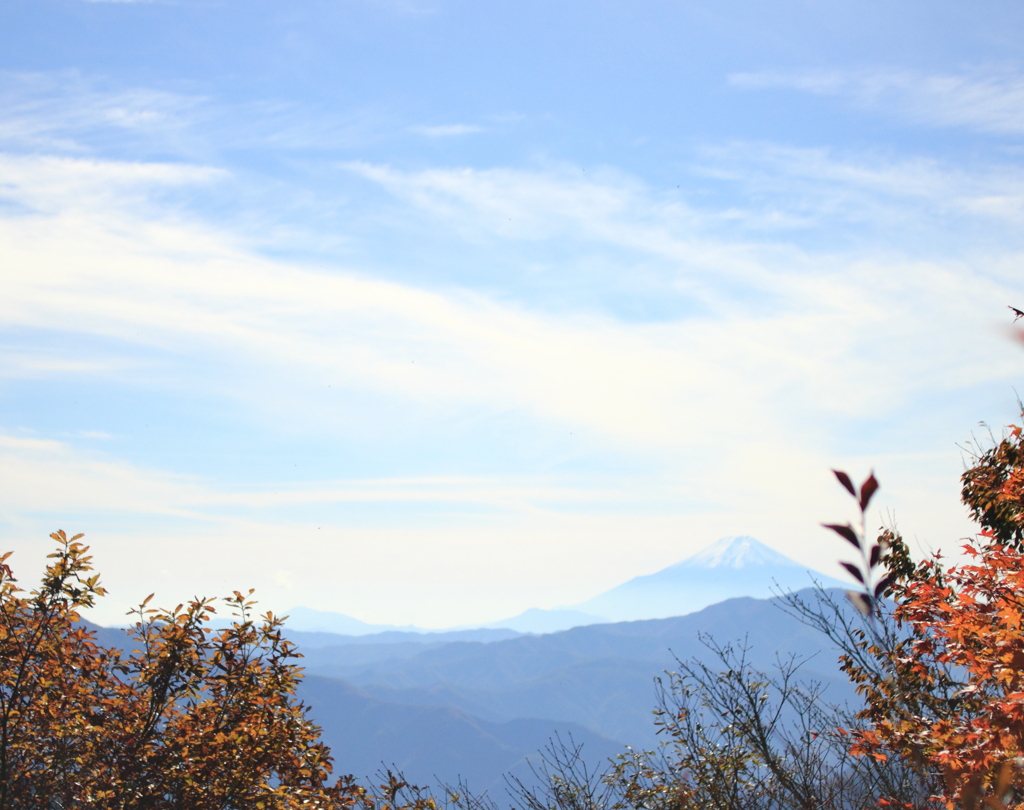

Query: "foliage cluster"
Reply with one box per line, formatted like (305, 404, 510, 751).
(0, 533, 440, 810)
(838, 423, 1024, 810)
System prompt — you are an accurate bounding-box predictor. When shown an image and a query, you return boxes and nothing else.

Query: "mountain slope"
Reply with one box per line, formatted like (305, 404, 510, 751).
(297, 675, 624, 793)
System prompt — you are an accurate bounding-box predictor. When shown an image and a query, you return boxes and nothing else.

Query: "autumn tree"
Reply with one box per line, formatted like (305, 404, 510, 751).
(827, 424, 1024, 810)
(0, 530, 372, 809)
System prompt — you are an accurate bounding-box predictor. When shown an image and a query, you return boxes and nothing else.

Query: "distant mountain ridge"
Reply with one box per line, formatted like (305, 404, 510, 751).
(286, 536, 849, 636)
(283, 607, 425, 636)
(295, 587, 860, 787)
(281, 608, 522, 645)
(478, 607, 607, 634)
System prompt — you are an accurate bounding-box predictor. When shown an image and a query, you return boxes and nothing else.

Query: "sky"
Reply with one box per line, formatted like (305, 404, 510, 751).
(2, 0, 1024, 628)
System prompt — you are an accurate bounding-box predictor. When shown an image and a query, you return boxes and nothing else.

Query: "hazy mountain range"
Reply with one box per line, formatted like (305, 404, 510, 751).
(280, 537, 855, 790)
(294, 588, 857, 792)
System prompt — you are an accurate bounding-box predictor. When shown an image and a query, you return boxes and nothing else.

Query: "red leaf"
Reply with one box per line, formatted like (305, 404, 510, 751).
(823, 523, 861, 549)
(873, 573, 896, 599)
(840, 561, 865, 583)
(859, 472, 879, 512)
(847, 591, 874, 617)
(833, 469, 857, 497)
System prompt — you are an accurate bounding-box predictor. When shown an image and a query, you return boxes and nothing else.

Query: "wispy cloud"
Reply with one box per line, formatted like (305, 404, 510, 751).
(409, 123, 485, 137)
(0, 349, 140, 378)
(0, 430, 713, 625)
(0, 71, 389, 157)
(0, 162, 736, 448)
(340, 160, 765, 290)
(691, 141, 1024, 231)
(730, 67, 1024, 135)
(77, 430, 114, 440)
(342, 153, 1024, 291)
(0, 433, 205, 518)
(3, 151, 1019, 452)
(0, 153, 224, 218)
(0, 71, 204, 152)
(0, 432, 646, 515)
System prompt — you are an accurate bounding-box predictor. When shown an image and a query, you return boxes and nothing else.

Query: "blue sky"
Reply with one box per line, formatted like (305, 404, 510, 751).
(2, 0, 1023, 627)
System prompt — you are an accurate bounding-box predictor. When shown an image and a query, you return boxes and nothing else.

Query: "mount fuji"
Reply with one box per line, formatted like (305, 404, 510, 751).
(473, 536, 848, 632)
(564, 535, 848, 624)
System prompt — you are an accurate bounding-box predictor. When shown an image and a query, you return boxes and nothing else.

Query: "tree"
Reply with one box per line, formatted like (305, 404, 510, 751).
(0, 531, 369, 809)
(609, 635, 932, 810)
(829, 424, 1024, 810)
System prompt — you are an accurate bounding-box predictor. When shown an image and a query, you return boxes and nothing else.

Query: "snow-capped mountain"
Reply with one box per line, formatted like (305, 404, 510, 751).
(569, 536, 847, 623)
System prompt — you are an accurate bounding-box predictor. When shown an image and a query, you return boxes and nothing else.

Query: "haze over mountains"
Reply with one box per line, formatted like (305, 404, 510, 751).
(294, 588, 858, 792)
(287, 537, 849, 635)
(271, 537, 857, 790)
(87, 537, 857, 792)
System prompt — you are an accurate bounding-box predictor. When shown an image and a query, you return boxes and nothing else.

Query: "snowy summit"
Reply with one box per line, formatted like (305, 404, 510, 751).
(677, 536, 800, 570)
